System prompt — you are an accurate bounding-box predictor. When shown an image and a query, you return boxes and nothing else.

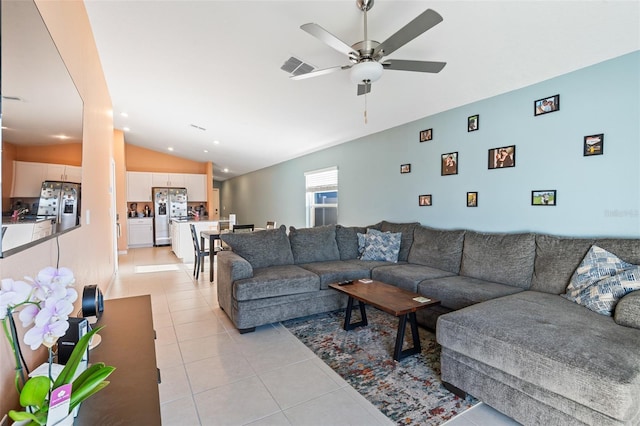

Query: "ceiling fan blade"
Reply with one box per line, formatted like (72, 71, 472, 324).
(357, 82, 371, 96)
(301, 23, 356, 57)
(290, 65, 351, 80)
(382, 60, 446, 73)
(373, 9, 443, 58)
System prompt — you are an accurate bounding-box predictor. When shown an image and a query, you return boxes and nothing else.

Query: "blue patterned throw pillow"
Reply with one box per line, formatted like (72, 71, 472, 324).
(562, 245, 640, 316)
(359, 229, 401, 263)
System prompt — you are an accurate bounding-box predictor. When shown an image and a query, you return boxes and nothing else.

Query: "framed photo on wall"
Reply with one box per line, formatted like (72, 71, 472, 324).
(467, 115, 479, 132)
(400, 163, 411, 174)
(467, 192, 478, 207)
(532, 190, 556, 206)
(419, 128, 433, 142)
(488, 145, 516, 169)
(419, 194, 432, 206)
(441, 152, 458, 176)
(534, 94, 560, 116)
(584, 133, 604, 156)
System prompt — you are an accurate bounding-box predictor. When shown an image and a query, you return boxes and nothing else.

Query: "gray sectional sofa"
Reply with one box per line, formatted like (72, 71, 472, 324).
(216, 222, 640, 426)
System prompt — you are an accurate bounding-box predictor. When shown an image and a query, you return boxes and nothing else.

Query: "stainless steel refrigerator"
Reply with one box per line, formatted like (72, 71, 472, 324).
(37, 181, 81, 231)
(153, 187, 187, 246)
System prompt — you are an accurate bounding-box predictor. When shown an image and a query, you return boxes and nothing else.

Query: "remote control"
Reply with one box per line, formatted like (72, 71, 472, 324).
(338, 280, 353, 286)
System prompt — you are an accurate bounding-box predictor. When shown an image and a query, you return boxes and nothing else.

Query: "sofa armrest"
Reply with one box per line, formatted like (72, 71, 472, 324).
(216, 251, 253, 316)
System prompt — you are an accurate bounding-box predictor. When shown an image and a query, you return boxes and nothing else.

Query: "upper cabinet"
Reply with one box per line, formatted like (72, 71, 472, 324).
(127, 171, 207, 201)
(151, 173, 185, 188)
(127, 172, 153, 201)
(11, 161, 82, 197)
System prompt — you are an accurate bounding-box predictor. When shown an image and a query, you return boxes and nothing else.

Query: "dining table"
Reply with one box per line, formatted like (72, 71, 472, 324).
(200, 229, 224, 282)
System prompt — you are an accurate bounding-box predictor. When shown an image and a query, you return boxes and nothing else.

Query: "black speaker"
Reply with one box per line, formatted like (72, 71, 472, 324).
(58, 317, 89, 366)
(82, 285, 104, 322)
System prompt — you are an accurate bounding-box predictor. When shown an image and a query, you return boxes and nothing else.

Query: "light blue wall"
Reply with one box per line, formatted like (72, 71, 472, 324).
(221, 52, 640, 237)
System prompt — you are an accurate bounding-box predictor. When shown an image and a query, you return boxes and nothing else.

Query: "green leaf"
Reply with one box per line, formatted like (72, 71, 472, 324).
(69, 366, 115, 409)
(19, 375, 50, 408)
(70, 381, 110, 411)
(8, 409, 43, 425)
(71, 362, 105, 389)
(54, 326, 104, 388)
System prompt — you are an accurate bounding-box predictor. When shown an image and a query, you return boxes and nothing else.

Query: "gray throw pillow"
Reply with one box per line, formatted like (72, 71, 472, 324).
(335, 225, 366, 260)
(562, 245, 640, 316)
(614, 290, 640, 329)
(408, 226, 465, 274)
(379, 221, 420, 262)
(220, 225, 294, 269)
(289, 225, 340, 264)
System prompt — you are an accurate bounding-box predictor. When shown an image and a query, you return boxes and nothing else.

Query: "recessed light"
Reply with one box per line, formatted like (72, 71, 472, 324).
(204, 150, 209, 153)
(55, 134, 70, 140)
(120, 112, 129, 117)
(123, 127, 130, 132)
(168, 147, 174, 151)
(223, 168, 229, 173)
(213, 140, 220, 145)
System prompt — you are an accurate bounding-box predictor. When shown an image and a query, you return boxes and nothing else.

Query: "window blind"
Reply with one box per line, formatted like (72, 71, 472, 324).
(305, 166, 338, 192)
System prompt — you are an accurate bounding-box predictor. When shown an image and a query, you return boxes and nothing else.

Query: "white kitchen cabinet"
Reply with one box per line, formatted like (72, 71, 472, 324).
(151, 172, 185, 188)
(127, 172, 153, 201)
(11, 161, 47, 197)
(45, 164, 82, 183)
(11, 161, 82, 198)
(128, 218, 154, 248)
(184, 174, 207, 201)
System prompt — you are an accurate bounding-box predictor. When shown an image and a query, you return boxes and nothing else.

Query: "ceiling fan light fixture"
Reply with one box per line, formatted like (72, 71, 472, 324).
(350, 61, 383, 84)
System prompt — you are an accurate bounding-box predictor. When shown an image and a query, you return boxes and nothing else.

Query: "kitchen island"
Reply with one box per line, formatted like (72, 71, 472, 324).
(1, 217, 53, 251)
(170, 219, 230, 263)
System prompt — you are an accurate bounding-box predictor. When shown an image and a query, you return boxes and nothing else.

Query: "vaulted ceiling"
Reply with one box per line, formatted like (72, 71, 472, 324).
(83, 1, 640, 181)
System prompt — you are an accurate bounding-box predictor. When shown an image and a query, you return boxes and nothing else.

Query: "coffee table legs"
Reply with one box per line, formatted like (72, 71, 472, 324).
(343, 296, 368, 330)
(394, 312, 421, 361)
(342, 297, 421, 361)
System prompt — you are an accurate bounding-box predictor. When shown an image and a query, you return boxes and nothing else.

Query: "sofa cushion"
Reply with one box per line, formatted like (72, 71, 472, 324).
(562, 245, 640, 316)
(615, 290, 640, 329)
(596, 238, 640, 265)
(233, 265, 320, 301)
(377, 221, 420, 262)
(220, 225, 294, 269)
(408, 226, 465, 274)
(372, 264, 456, 293)
(335, 225, 366, 260)
(460, 231, 535, 289)
(289, 225, 340, 264)
(419, 275, 523, 310)
(359, 229, 401, 262)
(531, 234, 595, 294)
(298, 260, 373, 290)
(437, 291, 640, 422)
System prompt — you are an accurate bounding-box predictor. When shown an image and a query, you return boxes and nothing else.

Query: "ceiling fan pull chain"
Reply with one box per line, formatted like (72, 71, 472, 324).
(364, 93, 368, 124)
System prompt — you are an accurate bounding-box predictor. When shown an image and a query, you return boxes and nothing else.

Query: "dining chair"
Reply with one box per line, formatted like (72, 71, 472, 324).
(266, 221, 276, 229)
(190, 224, 209, 280)
(232, 224, 254, 233)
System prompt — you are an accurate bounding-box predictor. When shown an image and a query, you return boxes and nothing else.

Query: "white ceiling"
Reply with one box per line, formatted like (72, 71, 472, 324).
(83, 0, 640, 181)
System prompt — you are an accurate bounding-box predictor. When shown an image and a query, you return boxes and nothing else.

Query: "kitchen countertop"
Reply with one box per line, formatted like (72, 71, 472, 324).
(2, 216, 53, 225)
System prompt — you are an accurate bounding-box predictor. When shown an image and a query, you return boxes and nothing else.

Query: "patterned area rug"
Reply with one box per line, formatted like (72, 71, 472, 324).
(282, 307, 477, 425)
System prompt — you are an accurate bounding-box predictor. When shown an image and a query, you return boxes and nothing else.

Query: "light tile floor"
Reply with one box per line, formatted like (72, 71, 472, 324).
(108, 247, 520, 426)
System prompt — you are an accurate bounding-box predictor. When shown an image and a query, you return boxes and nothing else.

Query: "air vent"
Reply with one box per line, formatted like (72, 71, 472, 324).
(2, 95, 23, 101)
(281, 56, 314, 76)
(190, 124, 206, 131)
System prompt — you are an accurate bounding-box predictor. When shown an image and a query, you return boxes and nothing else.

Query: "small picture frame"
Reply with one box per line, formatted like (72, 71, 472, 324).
(534, 94, 560, 116)
(488, 145, 516, 169)
(419, 194, 432, 206)
(532, 190, 556, 206)
(467, 192, 478, 207)
(441, 152, 458, 176)
(400, 164, 411, 174)
(584, 133, 604, 156)
(467, 115, 479, 132)
(419, 128, 433, 142)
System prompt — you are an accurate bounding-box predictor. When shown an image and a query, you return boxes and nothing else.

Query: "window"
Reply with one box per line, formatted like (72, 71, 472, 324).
(305, 166, 338, 227)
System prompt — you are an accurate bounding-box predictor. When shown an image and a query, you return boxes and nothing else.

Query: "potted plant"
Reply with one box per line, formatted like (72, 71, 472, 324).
(0, 267, 115, 425)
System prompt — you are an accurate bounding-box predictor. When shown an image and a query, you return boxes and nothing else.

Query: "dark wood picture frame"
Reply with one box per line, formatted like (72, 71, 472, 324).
(400, 164, 411, 174)
(534, 94, 560, 116)
(419, 194, 432, 206)
(419, 128, 433, 142)
(531, 190, 556, 206)
(467, 192, 478, 207)
(488, 145, 516, 169)
(467, 115, 479, 132)
(584, 133, 604, 156)
(441, 152, 458, 176)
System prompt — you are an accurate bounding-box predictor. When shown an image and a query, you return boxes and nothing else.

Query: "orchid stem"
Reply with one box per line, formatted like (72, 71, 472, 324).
(3, 314, 27, 392)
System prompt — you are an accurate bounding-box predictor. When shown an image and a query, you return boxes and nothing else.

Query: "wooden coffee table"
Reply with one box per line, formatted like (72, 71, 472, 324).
(329, 279, 440, 361)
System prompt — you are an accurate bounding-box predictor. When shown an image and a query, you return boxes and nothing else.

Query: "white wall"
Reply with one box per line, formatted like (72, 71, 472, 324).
(222, 52, 640, 238)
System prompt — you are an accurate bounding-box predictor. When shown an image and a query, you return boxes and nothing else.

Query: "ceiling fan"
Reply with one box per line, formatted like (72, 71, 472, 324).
(291, 0, 446, 96)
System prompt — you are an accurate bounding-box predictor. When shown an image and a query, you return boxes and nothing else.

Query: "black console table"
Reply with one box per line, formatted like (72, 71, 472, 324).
(75, 295, 161, 425)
